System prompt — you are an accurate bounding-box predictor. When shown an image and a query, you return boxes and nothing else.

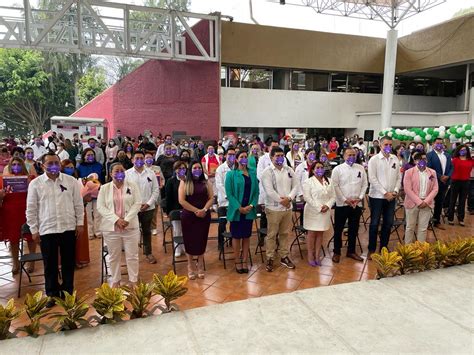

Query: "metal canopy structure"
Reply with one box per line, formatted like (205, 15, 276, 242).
(280, 0, 446, 29)
(0, 0, 220, 62)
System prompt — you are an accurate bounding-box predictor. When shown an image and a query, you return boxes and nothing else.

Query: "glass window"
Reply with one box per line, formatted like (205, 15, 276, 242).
(273, 69, 290, 90)
(241, 68, 272, 89)
(229, 67, 241, 88)
(330, 73, 347, 92)
(347, 74, 382, 93)
(291, 71, 328, 91)
(221, 66, 227, 87)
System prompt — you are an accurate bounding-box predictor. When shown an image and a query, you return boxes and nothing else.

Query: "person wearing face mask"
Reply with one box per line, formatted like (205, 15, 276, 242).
(126, 151, 160, 264)
(31, 136, 48, 160)
(165, 161, 187, 258)
(352, 138, 367, 156)
(138, 136, 156, 152)
(123, 142, 135, 161)
(368, 140, 381, 159)
(1, 157, 37, 274)
(215, 147, 236, 250)
(367, 136, 401, 259)
(248, 144, 261, 170)
(113, 129, 124, 148)
(192, 140, 206, 161)
(23, 147, 39, 177)
(87, 138, 105, 166)
(427, 138, 453, 229)
(225, 151, 259, 273)
(106, 139, 119, 162)
(261, 147, 298, 272)
(446, 145, 473, 226)
(26, 152, 84, 307)
(330, 148, 368, 263)
(178, 161, 213, 279)
(302, 161, 335, 266)
(295, 148, 317, 201)
(56, 142, 69, 162)
(179, 149, 191, 167)
(201, 145, 221, 203)
(318, 152, 332, 177)
(155, 134, 173, 158)
(286, 141, 304, 170)
(156, 144, 179, 196)
(403, 152, 439, 243)
(97, 162, 142, 287)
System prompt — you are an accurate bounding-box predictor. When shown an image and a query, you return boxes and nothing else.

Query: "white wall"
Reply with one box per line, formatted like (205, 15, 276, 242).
(221, 88, 458, 133)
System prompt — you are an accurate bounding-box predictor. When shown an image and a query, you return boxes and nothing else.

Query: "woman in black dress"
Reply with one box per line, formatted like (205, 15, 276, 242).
(178, 161, 213, 279)
(225, 151, 259, 273)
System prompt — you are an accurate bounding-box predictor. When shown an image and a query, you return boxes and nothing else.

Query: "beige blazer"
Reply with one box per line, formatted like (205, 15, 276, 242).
(97, 180, 142, 232)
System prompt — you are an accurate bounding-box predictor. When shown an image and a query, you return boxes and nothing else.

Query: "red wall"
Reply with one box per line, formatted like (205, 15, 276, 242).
(72, 20, 220, 140)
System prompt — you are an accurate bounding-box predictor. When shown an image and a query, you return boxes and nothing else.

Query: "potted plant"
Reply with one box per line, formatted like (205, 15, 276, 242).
(414, 241, 436, 271)
(122, 281, 155, 319)
(0, 298, 23, 340)
(371, 247, 402, 279)
(92, 283, 127, 324)
(49, 291, 90, 331)
(395, 243, 422, 275)
(18, 291, 50, 337)
(152, 271, 188, 313)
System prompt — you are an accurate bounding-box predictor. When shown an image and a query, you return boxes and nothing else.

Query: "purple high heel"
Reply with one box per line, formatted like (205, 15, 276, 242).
(308, 260, 318, 267)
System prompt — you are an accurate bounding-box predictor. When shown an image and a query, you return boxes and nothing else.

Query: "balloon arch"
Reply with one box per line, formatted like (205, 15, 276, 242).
(378, 125, 473, 143)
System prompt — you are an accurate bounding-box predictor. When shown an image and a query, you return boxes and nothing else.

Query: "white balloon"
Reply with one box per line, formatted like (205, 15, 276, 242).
(387, 131, 393, 137)
(414, 135, 421, 142)
(439, 126, 446, 131)
(439, 131, 445, 138)
(425, 134, 432, 141)
(456, 127, 463, 134)
(434, 128, 439, 132)
(411, 132, 416, 137)
(423, 128, 429, 133)
(466, 130, 472, 137)
(450, 134, 456, 140)
(395, 129, 401, 135)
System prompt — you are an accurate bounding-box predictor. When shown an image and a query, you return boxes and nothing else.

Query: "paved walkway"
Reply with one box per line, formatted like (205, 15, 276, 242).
(2, 265, 473, 354)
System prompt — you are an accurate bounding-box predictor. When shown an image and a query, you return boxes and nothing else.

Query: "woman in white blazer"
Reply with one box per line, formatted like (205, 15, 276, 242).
(302, 161, 335, 267)
(97, 162, 142, 287)
(286, 141, 305, 170)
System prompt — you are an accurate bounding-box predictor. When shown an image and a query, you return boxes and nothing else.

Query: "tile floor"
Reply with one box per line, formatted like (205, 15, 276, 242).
(0, 208, 472, 334)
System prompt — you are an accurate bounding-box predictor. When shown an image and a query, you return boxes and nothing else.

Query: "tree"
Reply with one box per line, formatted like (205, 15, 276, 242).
(100, 57, 144, 84)
(77, 68, 108, 106)
(453, 7, 474, 18)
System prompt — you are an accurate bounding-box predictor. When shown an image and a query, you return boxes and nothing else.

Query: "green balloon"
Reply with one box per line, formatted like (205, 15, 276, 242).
(455, 133, 462, 138)
(449, 127, 456, 134)
(427, 128, 434, 134)
(466, 124, 472, 131)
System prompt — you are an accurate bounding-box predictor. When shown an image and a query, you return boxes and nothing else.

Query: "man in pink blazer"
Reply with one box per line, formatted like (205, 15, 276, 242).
(403, 152, 439, 244)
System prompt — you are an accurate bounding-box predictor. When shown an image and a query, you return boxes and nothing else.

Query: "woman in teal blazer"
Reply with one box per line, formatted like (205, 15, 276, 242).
(225, 150, 259, 273)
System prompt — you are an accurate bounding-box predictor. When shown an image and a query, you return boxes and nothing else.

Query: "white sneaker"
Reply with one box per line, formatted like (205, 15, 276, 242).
(174, 250, 182, 258)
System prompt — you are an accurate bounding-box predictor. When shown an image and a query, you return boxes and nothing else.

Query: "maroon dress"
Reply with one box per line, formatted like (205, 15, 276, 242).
(181, 180, 211, 255)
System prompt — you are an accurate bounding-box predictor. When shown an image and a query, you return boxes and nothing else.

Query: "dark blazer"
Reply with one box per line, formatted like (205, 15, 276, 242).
(427, 150, 453, 183)
(164, 176, 182, 214)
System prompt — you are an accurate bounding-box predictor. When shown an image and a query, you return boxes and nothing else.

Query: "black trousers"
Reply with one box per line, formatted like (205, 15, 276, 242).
(368, 198, 396, 252)
(433, 183, 448, 223)
(333, 206, 362, 255)
(39, 230, 76, 297)
(217, 207, 228, 248)
(138, 209, 155, 255)
(468, 179, 474, 212)
(447, 180, 469, 222)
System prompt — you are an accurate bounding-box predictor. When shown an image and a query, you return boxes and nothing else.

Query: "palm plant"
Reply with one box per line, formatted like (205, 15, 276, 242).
(152, 271, 188, 312)
(371, 247, 402, 279)
(49, 291, 90, 331)
(122, 281, 155, 319)
(92, 284, 127, 324)
(18, 291, 50, 337)
(0, 299, 23, 340)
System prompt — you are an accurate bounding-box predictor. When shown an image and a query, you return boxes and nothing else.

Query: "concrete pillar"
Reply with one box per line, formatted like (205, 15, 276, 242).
(380, 29, 398, 130)
(470, 89, 474, 126)
(464, 63, 470, 112)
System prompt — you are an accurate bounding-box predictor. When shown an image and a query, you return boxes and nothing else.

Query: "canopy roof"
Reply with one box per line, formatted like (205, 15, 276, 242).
(280, 0, 446, 28)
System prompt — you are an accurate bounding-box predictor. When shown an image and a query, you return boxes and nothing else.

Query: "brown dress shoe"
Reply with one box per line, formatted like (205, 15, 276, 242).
(332, 254, 340, 263)
(346, 253, 364, 262)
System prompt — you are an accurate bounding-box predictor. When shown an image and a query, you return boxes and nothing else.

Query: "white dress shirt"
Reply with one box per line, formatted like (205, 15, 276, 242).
(435, 150, 447, 175)
(294, 161, 310, 199)
(26, 173, 84, 235)
(331, 162, 368, 207)
(368, 152, 402, 199)
(261, 164, 298, 211)
(352, 143, 367, 155)
(418, 168, 428, 199)
(215, 162, 233, 207)
(126, 167, 160, 211)
(31, 144, 48, 160)
(57, 149, 70, 161)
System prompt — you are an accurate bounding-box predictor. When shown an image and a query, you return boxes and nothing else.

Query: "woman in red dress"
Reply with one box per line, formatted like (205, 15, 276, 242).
(1, 157, 36, 274)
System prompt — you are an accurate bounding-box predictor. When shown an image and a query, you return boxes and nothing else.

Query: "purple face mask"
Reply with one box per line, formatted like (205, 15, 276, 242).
(252, 148, 258, 155)
(177, 168, 186, 178)
(89, 142, 96, 149)
(275, 156, 285, 166)
(227, 155, 236, 164)
(192, 168, 202, 178)
(434, 143, 444, 151)
(315, 168, 325, 177)
(459, 149, 467, 156)
(11, 165, 22, 174)
(165, 149, 172, 156)
(320, 156, 328, 163)
(293, 145, 299, 151)
(46, 164, 60, 175)
(198, 143, 204, 150)
(126, 146, 133, 152)
(171, 149, 177, 155)
(383, 145, 392, 154)
(208, 149, 215, 156)
(308, 153, 316, 162)
(346, 156, 356, 166)
(239, 157, 248, 166)
(114, 171, 126, 182)
(417, 159, 427, 169)
(86, 155, 95, 163)
(145, 158, 154, 165)
(26, 152, 34, 160)
(134, 159, 144, 168)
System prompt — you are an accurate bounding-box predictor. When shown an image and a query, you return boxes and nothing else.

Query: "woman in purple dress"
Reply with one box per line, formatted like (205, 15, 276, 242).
(178, 161, 213, 280)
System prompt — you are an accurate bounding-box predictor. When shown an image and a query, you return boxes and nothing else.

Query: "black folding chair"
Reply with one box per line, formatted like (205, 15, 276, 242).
(159, 199, 172, 253)
(169, 210, 188, 273)
(18, 224, 44, 297)
(101, 236, 109, 284)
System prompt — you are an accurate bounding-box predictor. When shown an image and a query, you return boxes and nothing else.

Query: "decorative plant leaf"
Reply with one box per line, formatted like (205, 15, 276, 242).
(396, 243, 422, 274)
(371, 247, 402, 278)
(48, 291, 90, 331)
(0, 298, 23, 340)
(152, 271, 188, 311)
(18, 291, 50, 337)
(92, 284, 127, 324)
(122, 281, 155, 319)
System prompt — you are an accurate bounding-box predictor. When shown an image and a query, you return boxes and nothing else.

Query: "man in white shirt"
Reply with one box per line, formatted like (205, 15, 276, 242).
(56, 142, 70, 161)
(215, 147, 236, 248)
(87, 138, 105, 166)
(331, 148, 368, 263)
(126, 150, 160, 264)
(26, 152, 84, 306)
(155, 134, 173, 158)
(261, 147, 298, 272)
(31, 137, 48, 160)
(352, 138, 367, 156)
(367, 136, 401, 259)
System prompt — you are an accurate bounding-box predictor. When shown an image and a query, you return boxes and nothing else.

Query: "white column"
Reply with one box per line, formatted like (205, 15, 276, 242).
(464, 63, 470, 112)
(380, 29, 398, 131)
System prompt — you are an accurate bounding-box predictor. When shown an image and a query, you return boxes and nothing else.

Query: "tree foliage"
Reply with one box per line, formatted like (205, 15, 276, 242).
(77, 68, 108, 106)
(453, 7, 474, 18)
